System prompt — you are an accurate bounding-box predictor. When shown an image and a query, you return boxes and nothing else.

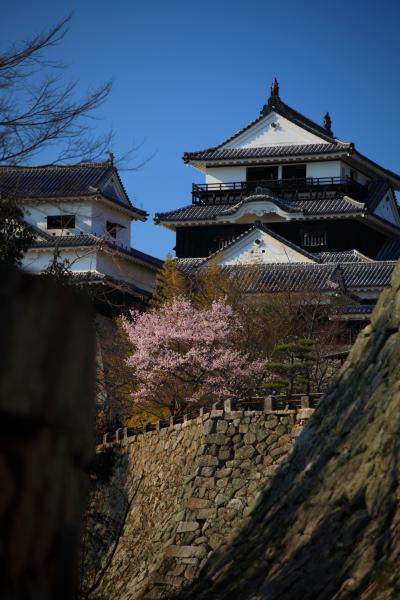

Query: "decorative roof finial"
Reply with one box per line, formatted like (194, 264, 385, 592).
(270, 77, 279, 98)
(323, 112, 333, 136)
(261, 77, 281, 115)
(108, 150, 114, 166)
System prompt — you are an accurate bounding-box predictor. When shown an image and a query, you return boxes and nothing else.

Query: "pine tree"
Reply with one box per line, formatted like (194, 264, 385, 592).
(263, 339, 316, 395)
(150, 254, 187, 307)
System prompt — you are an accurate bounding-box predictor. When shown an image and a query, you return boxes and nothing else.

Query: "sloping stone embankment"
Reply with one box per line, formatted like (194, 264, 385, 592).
(84, 407, 313, 599)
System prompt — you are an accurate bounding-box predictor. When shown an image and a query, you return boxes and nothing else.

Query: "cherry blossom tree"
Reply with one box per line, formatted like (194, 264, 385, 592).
(122, 297, 265, 415)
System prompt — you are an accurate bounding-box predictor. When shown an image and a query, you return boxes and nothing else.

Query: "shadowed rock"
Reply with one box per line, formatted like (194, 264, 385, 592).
(178, 262, 400, 599)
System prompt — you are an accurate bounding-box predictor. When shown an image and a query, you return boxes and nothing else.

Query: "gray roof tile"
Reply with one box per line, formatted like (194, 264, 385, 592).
(31, 234, 162, 267)
(176, 260, 395, 293)
(155, 194, 365, 223)
(0, 162, 147, 217)
(184, 143, 351, 163)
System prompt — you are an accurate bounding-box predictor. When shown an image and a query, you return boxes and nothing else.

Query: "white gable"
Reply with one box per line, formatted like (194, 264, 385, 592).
(374, 190, 400, 227)
(102, 176, 130, 206)
(223, 112, 329, 149)
(216, 228, 315, 266)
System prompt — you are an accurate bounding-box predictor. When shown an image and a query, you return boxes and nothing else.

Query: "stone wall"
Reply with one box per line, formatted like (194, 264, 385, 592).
(83, 405, 313, 599)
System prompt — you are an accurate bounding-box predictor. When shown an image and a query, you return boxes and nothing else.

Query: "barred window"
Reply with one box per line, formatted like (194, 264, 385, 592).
(301, 230, 327, 247)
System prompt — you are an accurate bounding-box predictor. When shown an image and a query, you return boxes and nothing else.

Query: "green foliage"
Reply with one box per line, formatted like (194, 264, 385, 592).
(0, 199, 35, 267)
(150, 254, 187, 307)
(263, 339, 316, 395)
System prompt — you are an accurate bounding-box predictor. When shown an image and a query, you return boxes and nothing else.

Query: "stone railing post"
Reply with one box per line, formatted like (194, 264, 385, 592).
(224, 398, 236, 412)
(264, 396, 275, 411)
(301, 395, 310, 409)
(169, 415, 175, 427)
(156, 420, 162, 431)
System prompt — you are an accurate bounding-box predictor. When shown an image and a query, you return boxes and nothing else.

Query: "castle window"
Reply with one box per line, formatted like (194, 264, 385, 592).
(246, 166, 278, 183)
(301, 230, 327, 247)
(106, 221, 125, 239)
(47, 215, 75, 230)
(282, 164, 306, 180)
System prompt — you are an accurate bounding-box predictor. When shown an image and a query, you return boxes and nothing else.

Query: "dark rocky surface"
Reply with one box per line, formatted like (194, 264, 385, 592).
(178, 263, 400, 599)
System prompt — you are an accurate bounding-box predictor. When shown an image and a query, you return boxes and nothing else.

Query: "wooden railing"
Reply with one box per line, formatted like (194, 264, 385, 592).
(191, 177, 367, 205)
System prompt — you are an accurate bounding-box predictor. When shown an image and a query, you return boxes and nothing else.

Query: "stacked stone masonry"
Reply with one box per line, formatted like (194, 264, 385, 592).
(85, 407, 314, 600)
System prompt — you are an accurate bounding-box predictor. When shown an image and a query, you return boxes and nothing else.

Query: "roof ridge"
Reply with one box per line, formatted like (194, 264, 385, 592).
(0, 161, 112, 171)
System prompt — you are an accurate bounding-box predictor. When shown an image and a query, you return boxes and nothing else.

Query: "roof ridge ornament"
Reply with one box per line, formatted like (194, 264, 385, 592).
(323, 112, 333, 137)
(270, 77, 279, 98)
(261, 77, 281, 115)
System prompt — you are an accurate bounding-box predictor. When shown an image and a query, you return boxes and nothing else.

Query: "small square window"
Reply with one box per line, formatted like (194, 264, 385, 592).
(106, 221, 125, 239)
(47, 215, 75, 229)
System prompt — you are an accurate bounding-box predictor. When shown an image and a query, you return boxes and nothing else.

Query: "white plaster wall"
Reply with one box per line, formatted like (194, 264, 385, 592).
(23, 199, 132, 247)
(22, 247, 97, 274)
(307, 161, 341, 178)
(218, 229, 313, 266)
(205, 166, 247, 185)
(225, 113, 328, 149)
(96, 251, 156, 292)
(24, 200, 93, 235)
(91, 201, 131, 247)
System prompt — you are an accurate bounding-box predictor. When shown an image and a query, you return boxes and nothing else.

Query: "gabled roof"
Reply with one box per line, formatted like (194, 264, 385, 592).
(182, 80, 400, 186)
(204, 222, 318, 264)
(0, 161, 148, 219)
(183, 83, 338, 164)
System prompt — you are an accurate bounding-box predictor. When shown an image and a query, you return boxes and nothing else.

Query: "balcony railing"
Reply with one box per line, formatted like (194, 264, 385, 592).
(192, 176, 367, 205)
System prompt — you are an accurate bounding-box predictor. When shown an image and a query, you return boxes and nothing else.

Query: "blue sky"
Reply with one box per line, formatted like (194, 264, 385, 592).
(3, 0, 400, 259)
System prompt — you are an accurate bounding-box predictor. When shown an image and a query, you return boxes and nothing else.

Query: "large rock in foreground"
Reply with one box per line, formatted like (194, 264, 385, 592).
(181, 265, 400, 599)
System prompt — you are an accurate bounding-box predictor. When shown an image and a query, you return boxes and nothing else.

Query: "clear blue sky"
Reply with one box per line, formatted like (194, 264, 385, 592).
(3, 0, 400, 259)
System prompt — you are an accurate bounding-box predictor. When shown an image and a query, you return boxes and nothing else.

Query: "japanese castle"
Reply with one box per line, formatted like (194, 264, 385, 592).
(155, 79, 400, 313)
(0, 157, 162, 306)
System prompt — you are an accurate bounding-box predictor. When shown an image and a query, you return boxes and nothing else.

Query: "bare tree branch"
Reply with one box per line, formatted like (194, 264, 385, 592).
(0, 15, 113, 164)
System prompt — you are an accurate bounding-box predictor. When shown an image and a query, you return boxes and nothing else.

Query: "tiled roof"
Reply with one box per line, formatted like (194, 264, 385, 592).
(0, 162, 147, 217)
(376, 239, 400, 261)
(176, 260, 395, 293)
(183, 143, 351, 164)
(155, 194, 365, 224)
(30, 234, 162, 267)
(316, 250, 373, 263)
(334, 304, 375, 315)
(72, 271, 151, 299)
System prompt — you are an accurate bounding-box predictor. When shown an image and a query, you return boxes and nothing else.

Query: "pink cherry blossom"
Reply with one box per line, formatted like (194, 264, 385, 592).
(122, 297, 265, 413)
